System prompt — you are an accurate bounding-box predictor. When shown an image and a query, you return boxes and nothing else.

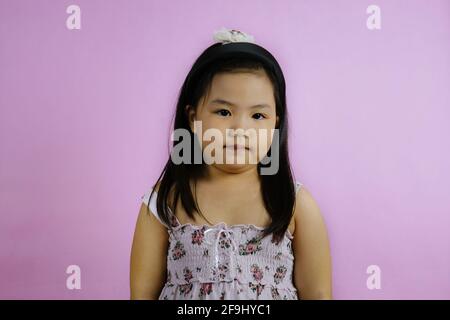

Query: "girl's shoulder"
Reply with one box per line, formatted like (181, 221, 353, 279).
(141, 182, 178, 228)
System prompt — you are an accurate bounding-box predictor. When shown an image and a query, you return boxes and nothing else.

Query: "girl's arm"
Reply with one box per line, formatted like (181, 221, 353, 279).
(292, 186, 333, 299)
(130, 201, 169, 299)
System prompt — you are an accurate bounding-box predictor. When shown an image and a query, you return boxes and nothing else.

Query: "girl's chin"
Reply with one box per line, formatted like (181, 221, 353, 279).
(211, 163, 257, 173)
(202, 149, 263, 166)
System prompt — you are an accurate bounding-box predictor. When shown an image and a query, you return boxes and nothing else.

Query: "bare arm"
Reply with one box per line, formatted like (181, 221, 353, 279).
(130, 201, 169, 299)
(292, 186, 333, 299)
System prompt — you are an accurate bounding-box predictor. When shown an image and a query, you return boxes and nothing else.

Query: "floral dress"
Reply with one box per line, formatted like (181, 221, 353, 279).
(140, 181, 303, 300)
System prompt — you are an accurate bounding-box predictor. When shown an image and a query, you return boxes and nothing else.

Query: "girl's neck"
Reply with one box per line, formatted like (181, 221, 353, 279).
(202, 165, 260, 190)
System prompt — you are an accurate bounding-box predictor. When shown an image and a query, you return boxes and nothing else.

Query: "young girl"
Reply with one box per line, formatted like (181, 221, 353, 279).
(130, 28, 332, 300)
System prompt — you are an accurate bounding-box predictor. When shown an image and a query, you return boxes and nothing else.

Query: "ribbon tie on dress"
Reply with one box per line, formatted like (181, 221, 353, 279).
(204, 226, 238, 279)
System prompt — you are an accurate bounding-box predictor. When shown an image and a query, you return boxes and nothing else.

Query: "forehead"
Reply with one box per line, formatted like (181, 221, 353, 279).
(200, 70, 276, 109)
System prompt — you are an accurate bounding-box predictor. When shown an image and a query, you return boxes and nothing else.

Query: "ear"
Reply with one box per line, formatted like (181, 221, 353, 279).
(276, 115, 280, 127)
(185, 105, 196, 132)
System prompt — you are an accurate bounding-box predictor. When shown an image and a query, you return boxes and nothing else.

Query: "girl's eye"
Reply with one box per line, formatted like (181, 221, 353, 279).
(216, 109, 231, 117)
(253, 113, 266, 120)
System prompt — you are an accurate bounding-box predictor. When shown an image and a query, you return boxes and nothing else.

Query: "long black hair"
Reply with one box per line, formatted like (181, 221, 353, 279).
(147, 41, 298, 242)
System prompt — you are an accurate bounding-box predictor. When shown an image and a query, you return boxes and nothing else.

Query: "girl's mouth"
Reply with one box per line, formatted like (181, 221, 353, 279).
(224, 144, 250, 151)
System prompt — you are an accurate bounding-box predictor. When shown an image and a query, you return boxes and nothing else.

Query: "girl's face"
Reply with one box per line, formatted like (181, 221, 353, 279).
(186, 68, 279, 174)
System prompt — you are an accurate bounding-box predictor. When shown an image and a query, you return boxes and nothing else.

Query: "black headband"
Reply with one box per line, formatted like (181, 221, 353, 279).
(191, 42, 286, 91)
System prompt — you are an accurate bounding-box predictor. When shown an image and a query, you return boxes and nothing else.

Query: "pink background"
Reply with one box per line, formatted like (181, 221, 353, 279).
(1, 0, 449, 299)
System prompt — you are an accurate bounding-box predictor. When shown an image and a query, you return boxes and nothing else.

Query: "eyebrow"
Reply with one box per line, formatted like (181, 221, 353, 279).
(209, 98, 271, 110)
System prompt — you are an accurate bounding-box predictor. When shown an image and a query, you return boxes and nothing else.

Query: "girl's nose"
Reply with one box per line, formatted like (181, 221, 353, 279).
(229, 115, 251, 132)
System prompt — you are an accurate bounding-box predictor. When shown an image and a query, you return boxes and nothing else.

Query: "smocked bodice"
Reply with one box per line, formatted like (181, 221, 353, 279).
(140, 181, 303, 299)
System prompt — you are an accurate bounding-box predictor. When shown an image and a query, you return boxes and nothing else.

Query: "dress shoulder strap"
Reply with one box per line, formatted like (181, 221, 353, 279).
(141, 188, 169, 228)
(295, 181, 303, 194)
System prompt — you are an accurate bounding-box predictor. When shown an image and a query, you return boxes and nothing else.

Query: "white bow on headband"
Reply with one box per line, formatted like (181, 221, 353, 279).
(213, 27, 256, 45)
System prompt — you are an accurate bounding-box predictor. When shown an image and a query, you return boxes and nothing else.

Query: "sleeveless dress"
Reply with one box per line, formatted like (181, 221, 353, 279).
(141, 181, 303, 300)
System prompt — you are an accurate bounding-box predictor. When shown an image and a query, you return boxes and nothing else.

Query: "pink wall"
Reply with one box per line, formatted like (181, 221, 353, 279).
(0, 0, 449, 299)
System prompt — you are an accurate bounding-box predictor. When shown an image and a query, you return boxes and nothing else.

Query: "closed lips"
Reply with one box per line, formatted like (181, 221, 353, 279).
(224, 145, 249, 150)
